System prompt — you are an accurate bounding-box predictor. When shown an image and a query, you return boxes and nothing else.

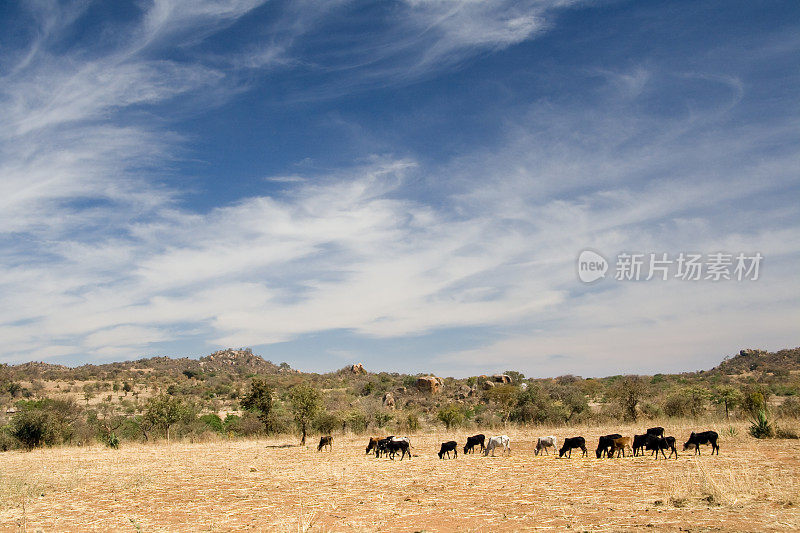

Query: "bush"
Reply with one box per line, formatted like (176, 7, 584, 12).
(663, 393, 692, 417)
(313, 412, 341, 435)
(9, 398, 81, 449)
(10, 409, 51, 450)
(373, 411, 393, 429)
(778, 397, 800, 418)
(437, 404, 464, 429)
(0, 427, 15, 451)
(775, 426, 799, 439)
(345, 410, 368, 433)
(749, 410, 774, 439)
(101, 432, 120, 449)
(199, 413, 224, 433)
(404, 412, 420, 432)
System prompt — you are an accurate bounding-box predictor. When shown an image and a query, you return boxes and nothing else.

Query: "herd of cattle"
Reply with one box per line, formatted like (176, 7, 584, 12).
(318, 428, 721, 461)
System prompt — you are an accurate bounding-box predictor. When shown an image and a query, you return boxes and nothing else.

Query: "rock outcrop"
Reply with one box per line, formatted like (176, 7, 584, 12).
(416, 376, 443, 394)
(349, 363, 367, 375)
(382, 392, 396, 410)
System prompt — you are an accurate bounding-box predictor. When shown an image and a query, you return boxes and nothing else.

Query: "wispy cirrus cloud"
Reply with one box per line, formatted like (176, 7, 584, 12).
(0, 1, 797, 376)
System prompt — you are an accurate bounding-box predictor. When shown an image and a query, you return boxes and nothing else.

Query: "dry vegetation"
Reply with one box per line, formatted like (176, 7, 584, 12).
(1, 421, 798, 532)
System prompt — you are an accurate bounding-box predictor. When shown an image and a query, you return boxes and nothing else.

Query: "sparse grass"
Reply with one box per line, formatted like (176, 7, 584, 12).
(0, 424, 797, 531)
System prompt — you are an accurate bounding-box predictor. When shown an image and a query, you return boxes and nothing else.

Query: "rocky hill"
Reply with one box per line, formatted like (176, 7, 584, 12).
(708, 347, 800, 376)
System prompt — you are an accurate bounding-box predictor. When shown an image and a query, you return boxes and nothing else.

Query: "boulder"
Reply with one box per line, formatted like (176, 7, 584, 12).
(492, 374, 512, 384)
(416, 376, 441, 394)
(382, 392, 396, 410)
(481, 380, 496, 390)
(457, 384, 473, 399)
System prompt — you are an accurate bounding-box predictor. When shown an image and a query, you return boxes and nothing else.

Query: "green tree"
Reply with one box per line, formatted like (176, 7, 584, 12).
(144, 394, 190, 442)
(681, 386, 711, 418)
(240, 378, 274, 432)
(611, 376, 646, 421)
(345, 409, 368, 433)
(373, 410, 393, 429)
(313, 411, 340, 435)
(9, 409, 50, 450)
(289, 384, 321, 445)
(711, 386, 743, 420)
(742, 386, 770, 417)
(437, 403, 464, 429)
(484, 384, 518, 424)
(9, 398, 82, 450)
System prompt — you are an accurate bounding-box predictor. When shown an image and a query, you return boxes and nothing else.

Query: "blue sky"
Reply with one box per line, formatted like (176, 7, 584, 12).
(1, 0, 798, 377)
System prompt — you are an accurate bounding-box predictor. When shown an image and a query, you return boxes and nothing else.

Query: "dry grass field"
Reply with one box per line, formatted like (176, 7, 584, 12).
(1, 422, 799, 532)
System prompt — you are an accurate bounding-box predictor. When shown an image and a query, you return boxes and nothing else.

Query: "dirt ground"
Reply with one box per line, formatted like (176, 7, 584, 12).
(1, 424, 798, 532)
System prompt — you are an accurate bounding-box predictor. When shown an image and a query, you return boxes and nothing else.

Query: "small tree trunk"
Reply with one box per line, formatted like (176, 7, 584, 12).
(301, 423, 306, 446)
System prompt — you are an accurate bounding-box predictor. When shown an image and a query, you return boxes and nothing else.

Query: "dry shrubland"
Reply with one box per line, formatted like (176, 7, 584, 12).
(1, 421, 798, 532)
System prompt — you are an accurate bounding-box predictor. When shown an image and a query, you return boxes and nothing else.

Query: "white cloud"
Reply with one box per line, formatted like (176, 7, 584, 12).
(0, 2, 797, 374)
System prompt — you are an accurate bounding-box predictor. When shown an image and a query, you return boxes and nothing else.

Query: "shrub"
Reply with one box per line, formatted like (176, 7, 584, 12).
(9, 398, 81, 449)
(749, 410, 774, 439)
(437, 404, 464, 429)
(313, 412, 340, 435)
(373, 411, 393, 429)
(101, 432, 120, 449)
(775, 426, 799, 439)
(405, 412, 420, 432)
(199, 413, 224, 433)
(9, 409, 51, 450)
(778, 397, 800, 418)
(345, 410, 368, 433)
(0, 427, 15, 451)
(663, 393, 692, 417)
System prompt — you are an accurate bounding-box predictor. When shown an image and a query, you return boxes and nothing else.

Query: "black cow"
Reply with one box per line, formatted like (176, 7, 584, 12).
(596, 433, 623, 458)
(464, 434, 486, 454)
(683, 431, 719, 455)
(559, 436, 587, 458)
(317, 435, 333, 451)
(645, 435, 678, 459)
(647, 427, 665, 438)
(632, 434, 649, 456)
(375, 437, 393, 458)
(386, 439, 411, 460)
(439, 441, 458, 459)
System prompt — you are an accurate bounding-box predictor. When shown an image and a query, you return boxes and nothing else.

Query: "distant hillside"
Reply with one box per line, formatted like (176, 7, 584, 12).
(1, 345, 798, 446)
(708, 347, 800, 376)
(2, 348, 291, 381)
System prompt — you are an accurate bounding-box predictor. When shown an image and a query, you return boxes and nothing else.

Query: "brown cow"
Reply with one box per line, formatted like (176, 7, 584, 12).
(609, 436, 632, 458)
(318, 435, 333, 451)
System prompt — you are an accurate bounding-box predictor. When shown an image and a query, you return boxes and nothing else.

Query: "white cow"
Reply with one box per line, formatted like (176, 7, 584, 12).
(534, 436, 558, 456)
(484, 435, 511, 456)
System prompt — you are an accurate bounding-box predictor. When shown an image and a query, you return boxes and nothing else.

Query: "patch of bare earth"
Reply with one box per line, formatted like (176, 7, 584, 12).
(0, 426, 798, 532)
